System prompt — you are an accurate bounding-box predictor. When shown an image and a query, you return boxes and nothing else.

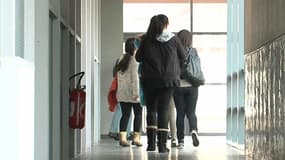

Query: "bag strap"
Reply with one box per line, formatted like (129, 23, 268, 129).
(185, 47, 193, 63)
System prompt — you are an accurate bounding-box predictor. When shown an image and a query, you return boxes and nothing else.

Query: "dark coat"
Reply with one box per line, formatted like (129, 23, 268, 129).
(135, 36, 186, 89)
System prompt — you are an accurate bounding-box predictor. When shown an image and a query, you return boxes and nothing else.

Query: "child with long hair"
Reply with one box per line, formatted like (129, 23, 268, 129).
(116, 38, 142, 147)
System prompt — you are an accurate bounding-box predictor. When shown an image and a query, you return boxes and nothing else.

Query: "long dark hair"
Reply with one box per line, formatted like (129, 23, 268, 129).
(145, 14, 169, 41)
(177, 29, 192, 49)
(116, 37, 136, 73)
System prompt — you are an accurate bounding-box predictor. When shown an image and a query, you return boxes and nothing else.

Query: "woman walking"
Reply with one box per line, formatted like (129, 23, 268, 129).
(135, 14, 186, 153)
(174, 29, 201, 149)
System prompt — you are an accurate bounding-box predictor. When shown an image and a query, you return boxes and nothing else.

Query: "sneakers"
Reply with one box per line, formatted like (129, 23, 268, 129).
(176, 131, 199, 149)
(191, 130, 199, 147)
(177, 139, 184, 149)
(177, 142, 184, 149)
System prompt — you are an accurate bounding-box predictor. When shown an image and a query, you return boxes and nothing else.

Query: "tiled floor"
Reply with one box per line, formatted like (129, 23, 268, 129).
(73, 136, 245, 160)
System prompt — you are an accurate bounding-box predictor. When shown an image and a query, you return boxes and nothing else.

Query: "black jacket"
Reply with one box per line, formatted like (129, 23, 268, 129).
(135, 35, 186, 89)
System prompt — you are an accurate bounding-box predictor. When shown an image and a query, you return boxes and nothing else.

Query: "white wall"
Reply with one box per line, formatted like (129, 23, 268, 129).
(0, 0, 50, 159)
(0, 0, 14, 56)
(0, 0, 102, 159)
(80, 0, 102, 153)
(100, 0, 123, 135)
(0, 57, 34, 160)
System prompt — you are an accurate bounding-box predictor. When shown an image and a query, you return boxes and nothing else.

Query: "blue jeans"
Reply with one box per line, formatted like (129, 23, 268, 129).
(173, 87, 198, 142)
(109, 104, 132, 135)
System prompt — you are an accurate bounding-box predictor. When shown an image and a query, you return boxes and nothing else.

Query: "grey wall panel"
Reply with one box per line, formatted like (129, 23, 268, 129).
(60, 0, 70, 24)
(76, 0, 81, 36)
(100, 0, 123, 134)
(35, 0, 50, 159)
(60, 28, 71, 160)
(245, 1, 285, 159)
(50, 0, 60, 16)
(245, 35, 285, 160)
(70, 0, 75, 31)
(245, 0, 285, 53)
(50, 15, 63, 160)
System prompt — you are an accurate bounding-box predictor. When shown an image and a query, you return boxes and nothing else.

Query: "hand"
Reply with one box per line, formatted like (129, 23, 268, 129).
(132, 95, 139, 101)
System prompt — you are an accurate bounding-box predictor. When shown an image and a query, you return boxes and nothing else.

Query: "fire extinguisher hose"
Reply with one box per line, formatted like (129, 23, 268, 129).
(69, 72, 85, 89)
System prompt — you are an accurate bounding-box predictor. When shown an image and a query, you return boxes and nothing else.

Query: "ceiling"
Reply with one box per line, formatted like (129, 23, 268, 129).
(124, 0, 226, 3)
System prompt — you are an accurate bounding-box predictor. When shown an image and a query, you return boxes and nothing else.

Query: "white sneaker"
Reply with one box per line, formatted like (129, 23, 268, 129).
(191, 130, 199, 147)
(177, 142, 184, 149)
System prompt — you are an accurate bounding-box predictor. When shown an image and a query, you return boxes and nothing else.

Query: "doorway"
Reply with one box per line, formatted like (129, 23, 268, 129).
(123, 0, 228, 135)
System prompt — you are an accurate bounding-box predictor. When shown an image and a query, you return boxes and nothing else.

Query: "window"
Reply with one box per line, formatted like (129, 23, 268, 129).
(193, 3, 227, 32)
(123, 0, 227, 134)
(124, 3, 191, 33)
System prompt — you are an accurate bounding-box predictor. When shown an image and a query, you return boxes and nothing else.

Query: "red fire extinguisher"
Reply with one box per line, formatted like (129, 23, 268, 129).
(69, 72, 86, 129)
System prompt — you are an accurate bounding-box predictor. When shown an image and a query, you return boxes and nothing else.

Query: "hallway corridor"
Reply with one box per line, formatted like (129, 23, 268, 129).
(73, 136, 245, 160)
(1, 0, 285, 159)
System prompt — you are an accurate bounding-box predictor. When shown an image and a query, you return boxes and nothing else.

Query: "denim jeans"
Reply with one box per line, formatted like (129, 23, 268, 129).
(173, 87, 198, 141)
(109, 104, 132, 135)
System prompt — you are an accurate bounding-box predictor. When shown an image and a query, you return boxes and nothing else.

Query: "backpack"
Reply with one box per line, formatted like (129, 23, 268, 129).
(181, 48, 205, 87)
